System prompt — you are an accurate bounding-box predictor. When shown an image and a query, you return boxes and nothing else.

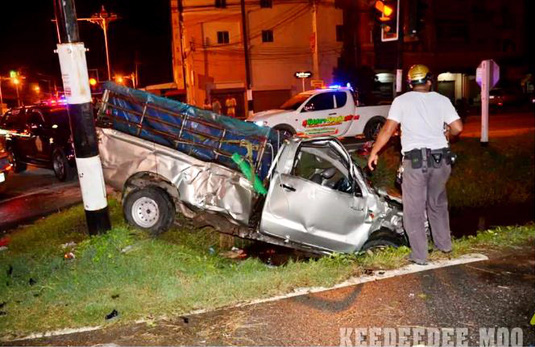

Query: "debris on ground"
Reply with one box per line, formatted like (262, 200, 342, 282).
(0, 236, 10, 247)
(61, 241, 76, 249)
(111, 294, 120, 299)
(221, 247, 247, 259)
(64, 252, 75, 260)
(28, 278, 37, 286)
(0, 246, 7, 252)
(121, 245, 133, 254)
(105, 309, 119, 321)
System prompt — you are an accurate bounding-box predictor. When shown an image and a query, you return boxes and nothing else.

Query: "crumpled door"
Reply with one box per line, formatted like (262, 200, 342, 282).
(260, 141, 370, 253)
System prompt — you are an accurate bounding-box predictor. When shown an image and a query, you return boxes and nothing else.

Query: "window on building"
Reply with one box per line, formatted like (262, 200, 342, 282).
(217, 31, 230, 44)
(260, 0, 272, 8)
(336, 25, 344, 42)
(215, 0, 226, 8)
(262, 30, 274, 43)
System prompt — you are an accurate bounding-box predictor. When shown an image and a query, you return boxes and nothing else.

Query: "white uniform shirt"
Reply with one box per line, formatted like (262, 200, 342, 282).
(387, 91, 460, 153)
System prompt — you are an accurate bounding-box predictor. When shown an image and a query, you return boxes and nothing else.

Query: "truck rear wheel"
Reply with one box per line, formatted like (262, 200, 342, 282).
(364, 117, 385, 140)
(123, 186, 175, 235)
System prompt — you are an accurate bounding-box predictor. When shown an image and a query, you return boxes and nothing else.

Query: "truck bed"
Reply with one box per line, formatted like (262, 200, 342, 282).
(97, 82, 285, 181)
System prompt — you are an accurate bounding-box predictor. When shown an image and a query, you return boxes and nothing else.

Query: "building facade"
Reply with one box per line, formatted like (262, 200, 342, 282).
(170, 0, 343, 117)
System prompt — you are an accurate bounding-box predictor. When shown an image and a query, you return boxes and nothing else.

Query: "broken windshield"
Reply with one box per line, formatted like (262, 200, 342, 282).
(280, 93, 312, 110)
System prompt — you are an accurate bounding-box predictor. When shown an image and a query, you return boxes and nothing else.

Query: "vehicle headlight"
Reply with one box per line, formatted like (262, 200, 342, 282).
(254, 120, 267, 127)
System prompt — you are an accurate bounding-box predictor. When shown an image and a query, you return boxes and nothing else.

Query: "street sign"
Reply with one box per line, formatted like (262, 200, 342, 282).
(311, 79, 324, 89)
(294, 71, 312, 79)
(476, 59, 499, 88)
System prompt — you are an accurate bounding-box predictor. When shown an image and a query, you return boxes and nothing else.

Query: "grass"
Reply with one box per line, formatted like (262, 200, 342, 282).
(0, 199, 533, 337)
(353, 133, 535, 208)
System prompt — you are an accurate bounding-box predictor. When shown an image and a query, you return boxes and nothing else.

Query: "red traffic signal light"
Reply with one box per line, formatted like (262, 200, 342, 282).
(375, 1, 393, 19)
(375, 0, 399, 42)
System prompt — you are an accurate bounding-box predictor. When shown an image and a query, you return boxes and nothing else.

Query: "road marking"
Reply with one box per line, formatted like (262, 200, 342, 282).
(2, 253, 488, 342)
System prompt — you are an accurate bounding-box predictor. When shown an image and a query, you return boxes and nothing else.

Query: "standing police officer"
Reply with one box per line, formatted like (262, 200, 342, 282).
(367, 65, 463, 265)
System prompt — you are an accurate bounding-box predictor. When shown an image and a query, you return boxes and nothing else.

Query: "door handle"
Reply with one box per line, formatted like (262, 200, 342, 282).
(328, 113, 337, 115)
(281, 183, 296, 192)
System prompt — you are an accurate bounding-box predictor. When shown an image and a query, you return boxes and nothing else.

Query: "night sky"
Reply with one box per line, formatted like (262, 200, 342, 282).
(0, 0, 173, 87)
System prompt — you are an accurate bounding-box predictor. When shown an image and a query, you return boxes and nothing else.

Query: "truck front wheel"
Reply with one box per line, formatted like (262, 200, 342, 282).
(123, 187, 175, 235)
(361, 228, 407, 252)
(273, 124, 296, 139)
(364, 117, 385, 140)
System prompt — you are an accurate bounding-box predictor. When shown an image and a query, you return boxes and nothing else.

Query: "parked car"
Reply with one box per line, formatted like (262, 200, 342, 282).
(0, 143, 12, 194)
(489, 88, 525, 108)
(248, 86, 391, 140)
(0, 104, 76, 181)
(96, 82, 405, 254)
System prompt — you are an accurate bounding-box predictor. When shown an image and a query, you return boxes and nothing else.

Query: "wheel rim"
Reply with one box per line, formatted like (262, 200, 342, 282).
(132, 197, 160, 228)
(53, 153, 65, 178)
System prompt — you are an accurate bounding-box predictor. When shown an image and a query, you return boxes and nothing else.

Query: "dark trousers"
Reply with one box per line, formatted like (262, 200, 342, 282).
(402, 159, 452, 262)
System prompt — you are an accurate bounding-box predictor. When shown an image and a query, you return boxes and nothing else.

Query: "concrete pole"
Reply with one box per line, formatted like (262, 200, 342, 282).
(102, 21, 111, 81)
(54, 0, 111, 235)
(240, 0, 254, 118)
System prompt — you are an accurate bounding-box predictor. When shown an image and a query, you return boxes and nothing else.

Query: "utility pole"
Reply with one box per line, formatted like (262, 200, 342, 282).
(177, 0, 189, 103)
(51, 5, 118, 81)
(311, 0, 320, 81)
(89, 6, 118, 81)
(54, 0, 111, 235)
(240, 0, 254, 117)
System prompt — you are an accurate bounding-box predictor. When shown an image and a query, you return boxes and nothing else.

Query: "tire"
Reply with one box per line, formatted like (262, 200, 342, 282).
(123, 187, 175, 235)
(53, 149, 75, 182)
(361, 228, 407, 252)
(273, 124, 296, 139)
(364, 117, 386, 140)
(7, 147, 26, 173)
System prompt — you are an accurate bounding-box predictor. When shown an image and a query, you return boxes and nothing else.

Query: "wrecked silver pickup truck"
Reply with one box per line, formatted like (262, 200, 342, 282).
(96, 83, 405, 254)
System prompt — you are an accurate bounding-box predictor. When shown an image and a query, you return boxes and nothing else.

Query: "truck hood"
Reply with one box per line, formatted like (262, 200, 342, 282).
(249, 109, 290, 121)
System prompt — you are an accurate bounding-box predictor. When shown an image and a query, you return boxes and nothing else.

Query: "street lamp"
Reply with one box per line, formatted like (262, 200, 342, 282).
(88, 6, 119, 81)
(114, 73, 137, 88)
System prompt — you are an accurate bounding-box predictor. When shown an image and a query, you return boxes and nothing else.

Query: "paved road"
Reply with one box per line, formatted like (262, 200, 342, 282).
(8, 247, 534, 346)
(0, 167, 82, 232)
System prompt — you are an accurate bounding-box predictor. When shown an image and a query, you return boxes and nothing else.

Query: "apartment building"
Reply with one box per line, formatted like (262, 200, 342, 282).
(170, 0, 343, 117)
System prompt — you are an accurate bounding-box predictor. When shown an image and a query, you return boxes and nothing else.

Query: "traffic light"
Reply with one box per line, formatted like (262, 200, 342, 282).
(9, 70, 17, 78)
(375, 0, 399, 42)
(89, 78, 97, 86)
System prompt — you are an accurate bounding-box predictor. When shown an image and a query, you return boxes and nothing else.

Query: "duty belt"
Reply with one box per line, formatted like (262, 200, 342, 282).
(403, 147, 453, 172)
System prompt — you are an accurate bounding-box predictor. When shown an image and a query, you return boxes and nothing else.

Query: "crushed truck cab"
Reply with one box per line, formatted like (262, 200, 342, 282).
(97, 83, 405, 254)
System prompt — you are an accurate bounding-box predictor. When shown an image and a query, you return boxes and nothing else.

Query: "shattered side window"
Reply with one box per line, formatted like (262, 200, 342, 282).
(292, 143, 353, 194)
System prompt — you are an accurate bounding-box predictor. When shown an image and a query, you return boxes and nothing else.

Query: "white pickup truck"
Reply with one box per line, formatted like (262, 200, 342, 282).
(248, 87, 390, 139)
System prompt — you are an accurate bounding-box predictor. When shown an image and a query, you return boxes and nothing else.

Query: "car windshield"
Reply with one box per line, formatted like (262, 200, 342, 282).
(280, 93, 312, 110)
